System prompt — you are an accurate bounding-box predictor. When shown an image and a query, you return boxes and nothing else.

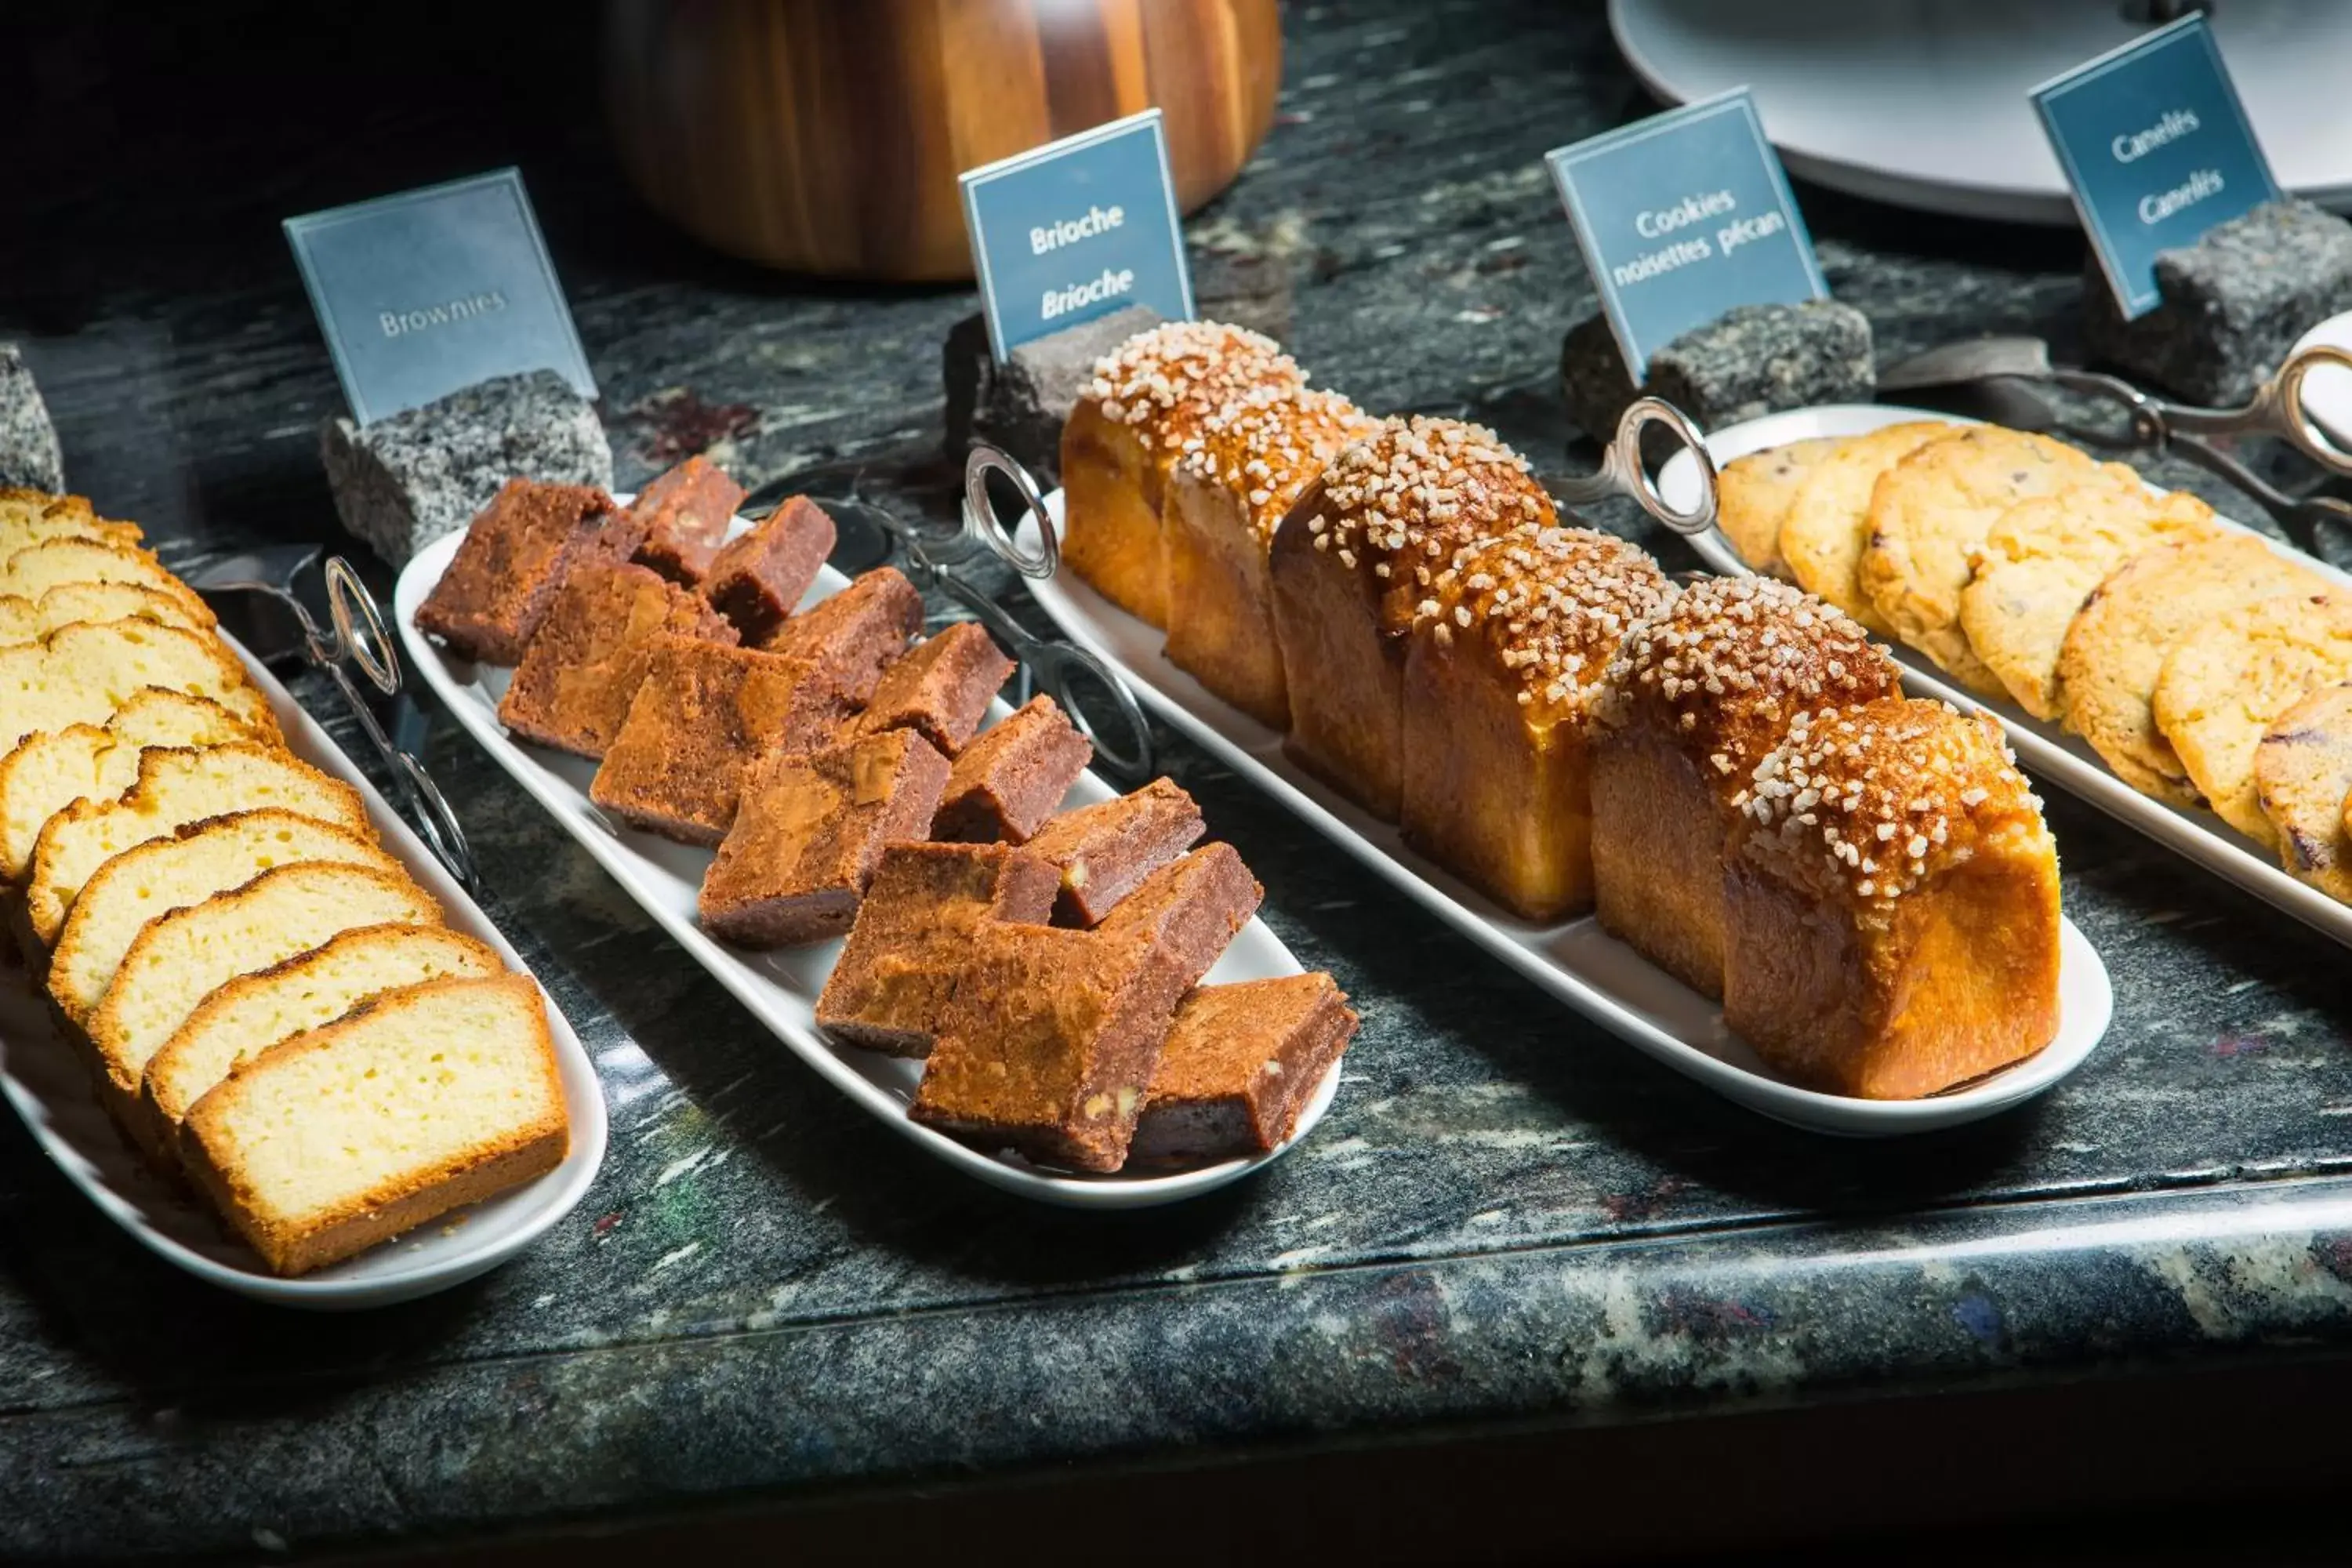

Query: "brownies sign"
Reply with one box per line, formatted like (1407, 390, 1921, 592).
(959, 109, 1195, 359)
(285, 169, 597, 426)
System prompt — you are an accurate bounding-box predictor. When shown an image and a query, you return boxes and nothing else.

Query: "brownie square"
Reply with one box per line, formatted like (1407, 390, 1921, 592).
(1129, 975, 1358, 1167)
(815, 841, 1058, 1057)
(932, 695, 1091, 844)
(497, 562, 739, 757)
(909, 843, 1259, 1172)
(630, 454, 747, 585)
(588, 635, 848, 844)
(413, 477, 625, 663)
(854, 621, 1014, 757)
(704, 495, 837, 641)
(760, 565, 924, 701)
(699, 729, 951, 947)
(1020, 777, 1205, 926)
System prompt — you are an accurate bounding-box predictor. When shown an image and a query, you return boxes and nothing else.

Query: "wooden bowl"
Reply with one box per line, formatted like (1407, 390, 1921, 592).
(603, 0, 1281, 281)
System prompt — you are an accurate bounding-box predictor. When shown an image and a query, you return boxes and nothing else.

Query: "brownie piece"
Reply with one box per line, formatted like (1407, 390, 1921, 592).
(496, 562, 739, 757)
(932, 695, 1091, 844)
(1021, 777, 1205, 926)
(699, 729, 951, 947)
(704, 495, 837, 641)
(909, 843, 1260, 1172)
(854, 621, 1014, 756)
(630, 454, 747, 585)
(1129, 975, 1358, 1167)
(815, 842, 1060, 1056)
(760, 565, 924, 701)
(588, 635, 848, 844)
(413, 477, 626, 663)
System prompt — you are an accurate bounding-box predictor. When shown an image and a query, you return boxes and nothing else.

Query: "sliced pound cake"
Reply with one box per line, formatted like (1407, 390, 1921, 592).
(180, 974, 567, 1276)
(0, 619, 272, 753)
(138, 924, 502, 1161)
(0, 492, 142, 557)
(22, 742, 368, 950)
(0, 688, 258, 882)
(0, 582, 207, 644)
(48, 810, 403, 1025)
(0, 539, 213, 629)
(83, 862, 442, 1127)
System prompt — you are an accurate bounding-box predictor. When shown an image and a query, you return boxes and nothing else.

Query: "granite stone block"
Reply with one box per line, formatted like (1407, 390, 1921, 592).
(2083, 198, 2352, 406)
(1559, 300, 1875, 441)
(320, 368, 614, 567)
(0, 344, 64, 493)
(942, 304, 1163, 481)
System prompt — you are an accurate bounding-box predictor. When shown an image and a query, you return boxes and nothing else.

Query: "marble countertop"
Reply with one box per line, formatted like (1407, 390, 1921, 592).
(7, 1, 2352, 1559)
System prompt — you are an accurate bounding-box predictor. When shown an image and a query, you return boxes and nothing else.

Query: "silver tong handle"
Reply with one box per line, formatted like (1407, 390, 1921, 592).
(1552, 397, 1723, 539)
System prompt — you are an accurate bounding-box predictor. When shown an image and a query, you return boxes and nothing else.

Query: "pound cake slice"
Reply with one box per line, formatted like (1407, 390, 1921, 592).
(139, 924, 502, 1163)
(47, 810, 401, 1024)
(0, 491, 142, 557)
(23, 742, 368, 949)
(0, 582, 206, 644)
(0, 688, 256, 881)
(0, 619, 272, 753)
(180, 974, 566, 1277)
(84, 862, 442, 1128)
(0, 538, 214, 629)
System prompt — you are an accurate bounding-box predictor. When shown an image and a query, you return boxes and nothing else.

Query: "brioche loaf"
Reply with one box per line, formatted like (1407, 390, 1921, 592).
(48, 810, 401, 1024)
(0, 619, 272, 753)
(0, 688, 256, 882)
(0, 538, 214, 629)
(23, 742, 368, 949)
(1269, 416, 1556, 818)
(83, 862, 442, 1126)
(138, 923, 502, 1163)
(1591, 577, 1900, 996)
(1062, 321, 1298, 628)
(180, 974, 566, 1276)
(1725, 698, 2062, 1098)
(1400, 522, 1673, 919)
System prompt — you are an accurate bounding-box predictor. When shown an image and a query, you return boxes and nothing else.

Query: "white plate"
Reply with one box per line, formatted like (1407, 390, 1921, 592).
(1018, 498, 2111, 1137)
(0, 636, 609, 1308)
(1661, 402, 2352, 953)
(394, 525, 1337, 1209)
(1610, 0, 2352, 226)
(2291, 311, 2352, 454)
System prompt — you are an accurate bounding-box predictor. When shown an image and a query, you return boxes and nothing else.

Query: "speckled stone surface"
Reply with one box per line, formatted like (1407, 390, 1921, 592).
(6, 1, 2352, 1560)
(0, 343, 65, 493)
(2084, 198, 2352, 405)
(321, 368, 613, 567)
(1561, 299, 1875, 439)
(942, 303, 1164, 481)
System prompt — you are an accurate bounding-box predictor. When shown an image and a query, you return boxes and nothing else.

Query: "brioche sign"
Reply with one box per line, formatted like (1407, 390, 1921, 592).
(959, 109, 1194, 358)
(285, 169, 596, 426)
(2032, 13, 2280, 319)
(1545, 89, 1827, 379)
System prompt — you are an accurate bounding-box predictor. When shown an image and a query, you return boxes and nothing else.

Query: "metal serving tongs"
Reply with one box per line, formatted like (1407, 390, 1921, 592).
(187, 546, 477, 890)
(1549, 394, 1729, 550)
(1881, 337, 2352, 532)
(744, 450, 1156, 780)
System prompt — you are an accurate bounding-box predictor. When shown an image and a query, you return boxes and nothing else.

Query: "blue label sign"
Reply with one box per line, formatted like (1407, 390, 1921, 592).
(959, 109, 1193, 359)
(285, 169, 597, 426)
(2033, 14, 2280, 321)
(1545, 89, 1827, 381)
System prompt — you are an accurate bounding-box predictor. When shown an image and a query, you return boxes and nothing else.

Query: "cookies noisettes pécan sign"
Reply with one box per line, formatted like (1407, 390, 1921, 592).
(2032, 13, 2281, 321)
(959, 108, 1194, 360)
(1545, 89, 1828, 381)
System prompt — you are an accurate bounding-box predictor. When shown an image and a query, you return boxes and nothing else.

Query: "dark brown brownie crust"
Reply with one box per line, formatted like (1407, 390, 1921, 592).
(413, 477, 623, 664)
(1128, 974, 1357, 1167)
(759, 565, 924, 702)
(1019, 777, 1206, 926)
(816, 842, 1061, 1056)
(588, 635, 848, 844)
(932, 695, 1092, 844)
(496, 562, 739, 757)
(699, 728, 951, 948)
(630, 455, 748, 586)
(704, 495, 837, 641)
(854, 622, 1015, 757)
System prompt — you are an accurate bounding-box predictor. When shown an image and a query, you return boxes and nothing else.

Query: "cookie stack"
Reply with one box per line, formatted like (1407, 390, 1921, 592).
(1719, 423, 2352, 903)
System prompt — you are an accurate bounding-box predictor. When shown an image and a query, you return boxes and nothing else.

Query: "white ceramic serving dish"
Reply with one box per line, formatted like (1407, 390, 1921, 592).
(1660, 401, 2352, 953)
(0, 635, 609, 1309)
(395, 524, 1338, 1209)
(1017, 498, 2112, 1137)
